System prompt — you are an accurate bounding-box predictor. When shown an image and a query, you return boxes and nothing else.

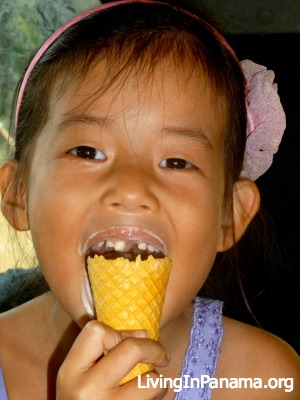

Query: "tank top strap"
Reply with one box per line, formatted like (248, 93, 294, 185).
(175, 297, 224, 400)
(0, 367, 8, 400)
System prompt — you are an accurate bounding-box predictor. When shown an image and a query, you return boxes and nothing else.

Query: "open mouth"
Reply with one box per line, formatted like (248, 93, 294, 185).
(81, 227, 167, 317)
(85, 238, 166, 262)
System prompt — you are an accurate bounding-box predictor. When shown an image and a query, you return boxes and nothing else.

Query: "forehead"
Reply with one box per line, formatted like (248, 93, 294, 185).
(50, 58, 226, 147)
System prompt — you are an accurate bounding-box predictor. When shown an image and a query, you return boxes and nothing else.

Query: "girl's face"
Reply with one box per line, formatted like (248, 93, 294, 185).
(25, 60, 227, 327)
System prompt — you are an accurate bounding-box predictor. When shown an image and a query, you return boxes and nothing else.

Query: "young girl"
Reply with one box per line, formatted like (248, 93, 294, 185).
(0, 1, 299, 398)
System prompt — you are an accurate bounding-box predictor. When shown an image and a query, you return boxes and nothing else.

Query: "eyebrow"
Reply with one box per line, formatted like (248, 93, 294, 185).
(57, 113, 113, 130)
(162, 126, 214, 150)
(57, 113, 214, 150)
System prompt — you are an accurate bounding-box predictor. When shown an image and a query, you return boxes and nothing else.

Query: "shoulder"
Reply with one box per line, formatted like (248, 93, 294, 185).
(0, 295, 40, 352)
(213, 316, 300, 400)
(0, 293, 56, 397)
(0, 292, 52, 359)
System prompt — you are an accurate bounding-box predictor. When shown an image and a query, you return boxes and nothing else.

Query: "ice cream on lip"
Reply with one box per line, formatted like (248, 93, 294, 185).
(80, 225, 168, 262)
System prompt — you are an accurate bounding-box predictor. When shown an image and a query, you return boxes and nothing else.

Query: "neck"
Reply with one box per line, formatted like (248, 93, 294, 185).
(155, 303, 194, 379)
(42, 293, 80, 391)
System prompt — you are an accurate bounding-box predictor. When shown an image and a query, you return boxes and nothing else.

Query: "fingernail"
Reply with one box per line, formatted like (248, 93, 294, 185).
(120, 329, 149, 339)
(133, 329, 149, 338)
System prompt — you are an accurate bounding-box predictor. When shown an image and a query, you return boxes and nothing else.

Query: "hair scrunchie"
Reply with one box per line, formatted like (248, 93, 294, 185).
(241, 59, 286, 180)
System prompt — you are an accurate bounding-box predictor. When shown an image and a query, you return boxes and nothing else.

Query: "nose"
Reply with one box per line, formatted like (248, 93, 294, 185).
(101, 161, 160, 213)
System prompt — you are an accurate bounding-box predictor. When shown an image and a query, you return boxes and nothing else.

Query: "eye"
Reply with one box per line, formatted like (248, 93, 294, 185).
(69, 146, 106, 160)
(159, 158, 195, 170)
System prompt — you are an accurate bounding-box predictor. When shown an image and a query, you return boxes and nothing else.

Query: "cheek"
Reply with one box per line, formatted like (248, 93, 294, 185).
(27, 179, 91, 323)
(27, 161, 82, 232)
(173, 181, 224, 251)
(25, 158, 94, 318)
(28, 178, 66, 254)
(160, 195, 224, 327)
(160, 233, 220, 329)
(26, 164, 84, 277)
(161, 262, 211, 328)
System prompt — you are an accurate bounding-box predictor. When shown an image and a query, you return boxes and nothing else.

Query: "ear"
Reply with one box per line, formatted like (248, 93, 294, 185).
(0, 160, 30, 231)
(218, 179, 260, 252)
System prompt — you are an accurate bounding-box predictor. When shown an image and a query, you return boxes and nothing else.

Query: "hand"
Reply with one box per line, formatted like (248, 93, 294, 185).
(56, 320, 169, 399)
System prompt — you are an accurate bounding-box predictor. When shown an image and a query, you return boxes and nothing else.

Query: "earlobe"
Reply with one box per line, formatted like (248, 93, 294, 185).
(218, 179, 260, 252)
(0, 160, 30, 231)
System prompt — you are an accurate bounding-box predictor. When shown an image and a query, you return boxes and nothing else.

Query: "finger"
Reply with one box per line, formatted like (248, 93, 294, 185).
(91, 337, 169, 386)
(63, 320, 122, 373)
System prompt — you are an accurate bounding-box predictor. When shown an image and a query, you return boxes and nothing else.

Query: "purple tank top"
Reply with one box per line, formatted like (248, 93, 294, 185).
(0, 297, 222, 399)
(175, 297, 223, 400)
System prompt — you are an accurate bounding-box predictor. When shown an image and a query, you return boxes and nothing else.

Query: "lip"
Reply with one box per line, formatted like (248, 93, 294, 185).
(80, 225, 168, 257)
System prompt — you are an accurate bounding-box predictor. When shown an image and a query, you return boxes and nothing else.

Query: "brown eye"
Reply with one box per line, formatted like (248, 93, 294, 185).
(159, 158, 194, 169)
(69, 146, 106, 160)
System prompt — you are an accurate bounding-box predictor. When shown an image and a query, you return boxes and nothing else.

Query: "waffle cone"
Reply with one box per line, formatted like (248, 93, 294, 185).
(87, 254, 172, 384)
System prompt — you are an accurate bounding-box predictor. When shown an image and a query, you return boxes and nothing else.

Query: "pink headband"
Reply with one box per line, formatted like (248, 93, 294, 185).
(15, 0, 285, 180)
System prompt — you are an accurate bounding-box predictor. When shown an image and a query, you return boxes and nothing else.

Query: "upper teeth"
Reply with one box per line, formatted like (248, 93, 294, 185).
(96, 239, 159, 253)
(138, 242, 147, 250)
(114, 240, 126, 251)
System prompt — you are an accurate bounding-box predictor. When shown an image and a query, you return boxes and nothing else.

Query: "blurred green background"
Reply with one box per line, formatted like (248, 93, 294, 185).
(0, 0, 97, 163)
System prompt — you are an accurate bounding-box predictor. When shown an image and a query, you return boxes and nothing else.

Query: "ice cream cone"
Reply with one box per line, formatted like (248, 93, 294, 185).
(87, 254, 172, 384)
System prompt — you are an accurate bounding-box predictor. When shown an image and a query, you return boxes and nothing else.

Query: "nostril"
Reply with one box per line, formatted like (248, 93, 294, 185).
(109, 202, 151, 211)
(111, 202, 121, 208)
(140, 204, 151, 210)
